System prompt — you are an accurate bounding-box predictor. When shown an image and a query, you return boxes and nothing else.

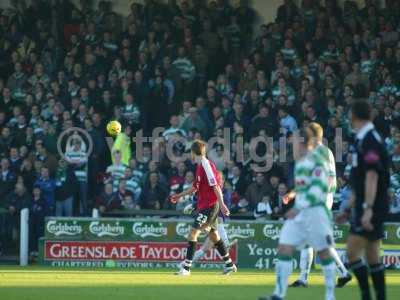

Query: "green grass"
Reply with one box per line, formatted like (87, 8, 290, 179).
(0, 266, 400, 300)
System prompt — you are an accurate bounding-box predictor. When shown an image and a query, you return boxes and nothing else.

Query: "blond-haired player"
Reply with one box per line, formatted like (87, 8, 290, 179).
(259, 128, 336, 300)
(286, 123, 352, 288)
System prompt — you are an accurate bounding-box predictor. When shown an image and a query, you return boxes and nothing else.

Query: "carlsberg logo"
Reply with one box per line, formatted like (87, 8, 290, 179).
(46, 220, 82, 236)
(132, 222, 167, 238)
(176, 223, 189, 237)
(176, 223, 206, 238)
(226, 224, 255, 239)
(89, 221, 124, 237)
(263, 224, 281, 240)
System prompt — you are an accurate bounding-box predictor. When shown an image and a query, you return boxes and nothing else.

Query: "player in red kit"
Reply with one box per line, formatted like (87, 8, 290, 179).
(170, 140, 236, 275)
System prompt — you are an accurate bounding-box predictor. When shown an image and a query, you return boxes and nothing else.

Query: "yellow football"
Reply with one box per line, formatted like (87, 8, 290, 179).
(106, 120, 122, 136)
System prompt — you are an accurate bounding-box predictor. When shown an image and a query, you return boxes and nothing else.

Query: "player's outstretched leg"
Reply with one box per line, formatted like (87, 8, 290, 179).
(217, 222, 230, 247)
(193, 225, 237, 263)
(329, 247, 352, 287)
(177, 228, 201, 275)
(193, 237, 213, 261)
(291, 246, 313, 287)
(209, 229, 236, 275)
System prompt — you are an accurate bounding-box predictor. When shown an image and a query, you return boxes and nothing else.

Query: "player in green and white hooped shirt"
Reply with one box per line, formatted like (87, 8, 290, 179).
(259, 129, 336, 300)
(287, 123, 351, 288)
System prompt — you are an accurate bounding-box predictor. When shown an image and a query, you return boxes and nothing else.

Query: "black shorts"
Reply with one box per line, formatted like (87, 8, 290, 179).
(193, 203, 219, 231)
(350, 211, 385, 241)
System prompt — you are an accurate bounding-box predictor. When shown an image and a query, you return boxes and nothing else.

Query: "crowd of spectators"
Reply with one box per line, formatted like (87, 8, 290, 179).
(1, 0, 400, 254)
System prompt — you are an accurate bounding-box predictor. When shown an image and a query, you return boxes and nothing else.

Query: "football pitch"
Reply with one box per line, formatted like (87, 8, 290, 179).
(1, 266, 400, 300)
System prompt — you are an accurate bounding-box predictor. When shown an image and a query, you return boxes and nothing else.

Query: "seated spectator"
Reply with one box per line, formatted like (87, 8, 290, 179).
(114, 180, 133, 209)
(143, 160, 168, 187)
(139, 172, 168, 210)
(245, 172, 271, 210)
(122, 194, 138, 210)
(95, 183, 120, 214)
(270, 182, 292, 218)
(254, 194, 273, 219)
(227, 164, 248, 201)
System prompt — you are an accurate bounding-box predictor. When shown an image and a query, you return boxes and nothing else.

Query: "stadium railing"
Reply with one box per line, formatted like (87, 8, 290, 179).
(104, 209, 255, 220)
(103, 209, 400, 222)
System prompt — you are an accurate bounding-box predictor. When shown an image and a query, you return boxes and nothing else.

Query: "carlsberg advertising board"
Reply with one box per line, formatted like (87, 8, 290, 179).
(40, 217, 400, 270)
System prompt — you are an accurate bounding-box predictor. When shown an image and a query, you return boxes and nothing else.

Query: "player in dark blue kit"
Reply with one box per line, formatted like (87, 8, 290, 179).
(336, 100, 389, 300)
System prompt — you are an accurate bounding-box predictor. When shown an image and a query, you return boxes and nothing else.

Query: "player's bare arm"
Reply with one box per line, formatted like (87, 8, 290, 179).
(361, 170, 379, 231)
(213, 185, 229, 216)
(170, 186, 196, 204)
(282, 190, 296, 205)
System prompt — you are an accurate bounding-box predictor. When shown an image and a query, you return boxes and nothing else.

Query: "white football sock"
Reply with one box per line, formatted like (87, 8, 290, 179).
(273, 257, 293, 298)
(192, 238, 213, 262)
(329, 247, 349, 278)
(299, 247, 313, 283)
(217, 224, 230, 247)
(322, 259, 336, 300)
(201, 238, 214, 252)
(193, 249, 205, 261)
